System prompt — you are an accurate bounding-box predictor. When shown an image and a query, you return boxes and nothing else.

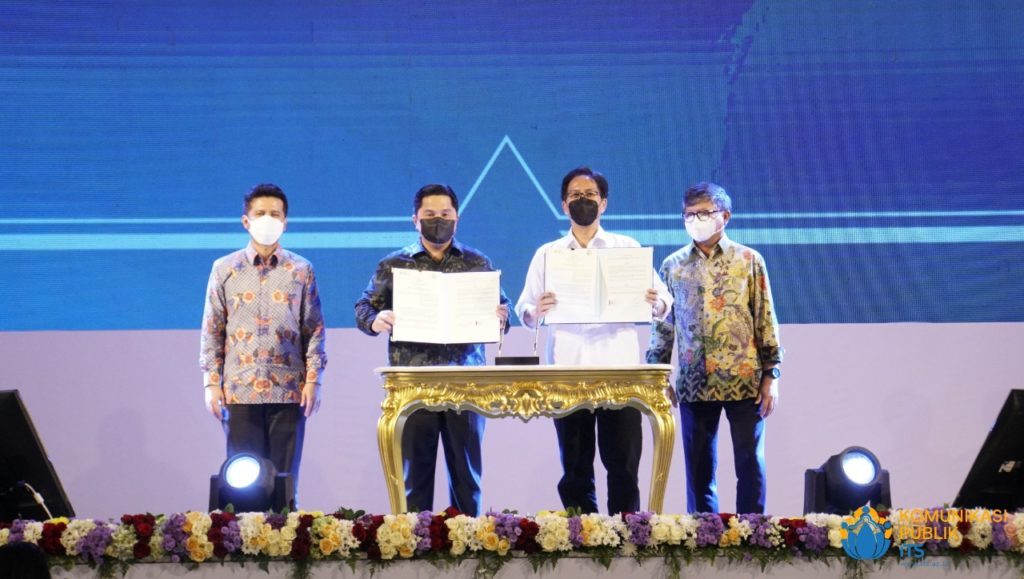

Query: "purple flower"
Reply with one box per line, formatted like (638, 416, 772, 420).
(695, 514, 724, 548)
(796, 523, 829, 554)
(75, 521, 114, 565)
(992, 521, 1012, 551)
(160, 513, 189, 562)
(488, 512, 522, 543)
(739, 514, 776, 549)
(222, 520, 242, 553)
(624, 512, 653, 547)
(7, 520, 26, 543)
(413, 511, 433, 554)
(265, 514, 287, 530)
(567, 517, 583, 547)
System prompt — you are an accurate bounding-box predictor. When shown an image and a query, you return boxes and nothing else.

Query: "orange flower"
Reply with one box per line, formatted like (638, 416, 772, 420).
(272, 290, 287, 303)
(242, 291, 255, 303)
(711, 295, 726, 312)
(234, 328, 248, 341)
(738, 363, 754, 379)
(238, 353, 254, 366)
(253, 378, 272, 393)
(706, 358, 719, 373)
(208, 372, 221, 385)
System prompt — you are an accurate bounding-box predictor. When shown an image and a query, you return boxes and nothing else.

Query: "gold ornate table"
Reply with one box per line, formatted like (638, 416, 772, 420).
(375, 364, 676, 513)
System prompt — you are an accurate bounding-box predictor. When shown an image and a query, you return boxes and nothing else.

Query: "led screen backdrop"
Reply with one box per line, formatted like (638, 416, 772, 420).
(2, 0, 1022, 330)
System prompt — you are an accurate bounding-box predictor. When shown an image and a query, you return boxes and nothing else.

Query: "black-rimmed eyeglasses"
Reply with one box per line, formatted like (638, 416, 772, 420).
(683, 209, 722, 222)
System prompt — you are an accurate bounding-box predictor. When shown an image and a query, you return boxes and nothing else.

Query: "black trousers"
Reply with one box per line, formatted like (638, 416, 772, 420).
(554, 407, 642, 515)
(679, 399, 766, 514)
(402, 409, 484, 516)
(223, 403, 305, 505)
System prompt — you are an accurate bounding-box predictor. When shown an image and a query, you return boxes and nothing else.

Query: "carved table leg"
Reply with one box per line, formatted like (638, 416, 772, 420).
(377, 391, 408, 514)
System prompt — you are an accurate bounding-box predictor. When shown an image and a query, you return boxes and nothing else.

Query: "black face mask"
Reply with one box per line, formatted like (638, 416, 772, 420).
(419, 217, 456, 244)
(568, 198, 600, 226)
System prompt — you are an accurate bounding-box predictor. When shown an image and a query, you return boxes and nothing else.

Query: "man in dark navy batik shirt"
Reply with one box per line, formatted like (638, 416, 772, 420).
(355, 183, 510, 516)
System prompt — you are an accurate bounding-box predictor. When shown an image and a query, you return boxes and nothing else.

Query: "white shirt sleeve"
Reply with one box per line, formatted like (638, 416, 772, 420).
(515, 245, 548, 329)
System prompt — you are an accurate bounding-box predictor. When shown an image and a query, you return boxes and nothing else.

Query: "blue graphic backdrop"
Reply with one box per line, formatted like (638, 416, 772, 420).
(1, 0, 1022, 330)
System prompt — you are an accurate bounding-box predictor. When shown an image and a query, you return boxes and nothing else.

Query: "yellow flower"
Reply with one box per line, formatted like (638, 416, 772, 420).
(319, 537, 338, 556)
(481, 532, 500, 551)
(718, 527, 742, 547)
(497, 538, 511, 556)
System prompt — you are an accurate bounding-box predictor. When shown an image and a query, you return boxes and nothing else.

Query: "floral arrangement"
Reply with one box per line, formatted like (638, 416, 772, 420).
(2, 507, 1023, 579)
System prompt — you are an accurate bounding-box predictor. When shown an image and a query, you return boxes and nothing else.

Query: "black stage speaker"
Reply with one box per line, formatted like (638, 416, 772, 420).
(0, 390, 74, 522)
(953, 389, 1024, 510)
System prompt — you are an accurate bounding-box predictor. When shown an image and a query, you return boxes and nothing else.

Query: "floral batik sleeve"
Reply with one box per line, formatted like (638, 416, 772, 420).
(749, 253, 784, 367)
(199, 264, 228, 388)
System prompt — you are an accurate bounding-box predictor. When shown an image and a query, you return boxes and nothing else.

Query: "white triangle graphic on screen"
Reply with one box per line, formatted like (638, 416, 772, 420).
(458, 135, 562, 219)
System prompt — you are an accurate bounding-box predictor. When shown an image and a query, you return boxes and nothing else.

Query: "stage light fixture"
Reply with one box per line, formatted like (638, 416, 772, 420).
(208, 453, 294, 513)
(224, 455, 261, 489)
(804, 446, 891, 514)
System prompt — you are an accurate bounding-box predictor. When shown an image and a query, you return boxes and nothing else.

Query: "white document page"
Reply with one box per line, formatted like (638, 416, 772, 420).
(391, 268, 501, 344)
(542, 248, 600, 324)
(542, 247, 654, 324)
(598, 246, 654, 323)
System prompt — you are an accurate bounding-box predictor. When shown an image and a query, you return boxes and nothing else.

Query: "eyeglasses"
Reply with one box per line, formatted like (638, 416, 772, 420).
(683, 209, 722, 222)
(566, 190, 601, 202)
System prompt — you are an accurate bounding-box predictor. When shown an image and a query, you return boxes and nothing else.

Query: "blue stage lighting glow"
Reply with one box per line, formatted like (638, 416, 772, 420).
(224, 455, 261, 489)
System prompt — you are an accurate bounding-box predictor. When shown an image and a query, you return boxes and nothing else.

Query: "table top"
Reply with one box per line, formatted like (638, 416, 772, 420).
(376, 364, 673, 376)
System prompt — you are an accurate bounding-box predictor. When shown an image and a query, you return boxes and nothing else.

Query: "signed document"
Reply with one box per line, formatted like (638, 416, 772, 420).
(543, 247, 653, 324)
(391, 268, 502, 344)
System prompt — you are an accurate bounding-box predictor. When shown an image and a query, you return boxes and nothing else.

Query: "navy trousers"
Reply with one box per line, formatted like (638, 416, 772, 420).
(554, 407, 642, 515)
(223, 403, 306, 505)
(402, 409, 484, 516)
(679, 399, 766, 514)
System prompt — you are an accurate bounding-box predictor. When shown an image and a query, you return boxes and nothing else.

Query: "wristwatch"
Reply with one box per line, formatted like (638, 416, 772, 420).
(763, 367, 781, 380)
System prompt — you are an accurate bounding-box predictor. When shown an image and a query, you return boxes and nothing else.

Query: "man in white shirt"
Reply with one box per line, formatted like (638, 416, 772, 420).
(515, 166, 672, 514)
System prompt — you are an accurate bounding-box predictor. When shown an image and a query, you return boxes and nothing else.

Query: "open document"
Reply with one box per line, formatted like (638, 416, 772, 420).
(391, 268, 502, 344)
(543, 246, 654, 324)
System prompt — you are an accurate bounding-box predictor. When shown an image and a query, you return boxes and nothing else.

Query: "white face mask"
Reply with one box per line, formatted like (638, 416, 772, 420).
(685, 217, 722, 243)
(247, 215, 285, 246)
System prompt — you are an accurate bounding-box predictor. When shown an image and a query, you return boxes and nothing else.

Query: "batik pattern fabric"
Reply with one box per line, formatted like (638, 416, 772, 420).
(200, 246, 327, 404)
(647, 235, 782, 403)
(355, 239, 509, 367)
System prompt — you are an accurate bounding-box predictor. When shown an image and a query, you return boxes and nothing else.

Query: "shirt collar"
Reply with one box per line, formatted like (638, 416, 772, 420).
(245, 244, 283, 266)
(562, 226, 610, 249)
(684, 232, 732, 261)
(403, 238, 465, 258)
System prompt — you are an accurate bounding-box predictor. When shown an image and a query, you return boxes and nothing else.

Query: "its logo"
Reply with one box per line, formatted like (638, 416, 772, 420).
(840, 505, 892, 560)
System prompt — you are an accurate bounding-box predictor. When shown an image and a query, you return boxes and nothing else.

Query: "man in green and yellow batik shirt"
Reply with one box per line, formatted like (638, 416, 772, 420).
(647, 181, 784, 514)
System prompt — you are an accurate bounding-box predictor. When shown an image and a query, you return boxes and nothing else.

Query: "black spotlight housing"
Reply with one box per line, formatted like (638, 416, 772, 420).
(804, 446, 891, 514)
(209, 453, 294, 513)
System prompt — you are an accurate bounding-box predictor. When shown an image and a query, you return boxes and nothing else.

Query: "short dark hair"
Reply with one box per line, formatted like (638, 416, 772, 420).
(413, 183, 459, 213)
(244, 183, 289, 216)
(0, 542, 51, 579)
(683, 181, 732, 212)
(560, 166, 609, 201)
